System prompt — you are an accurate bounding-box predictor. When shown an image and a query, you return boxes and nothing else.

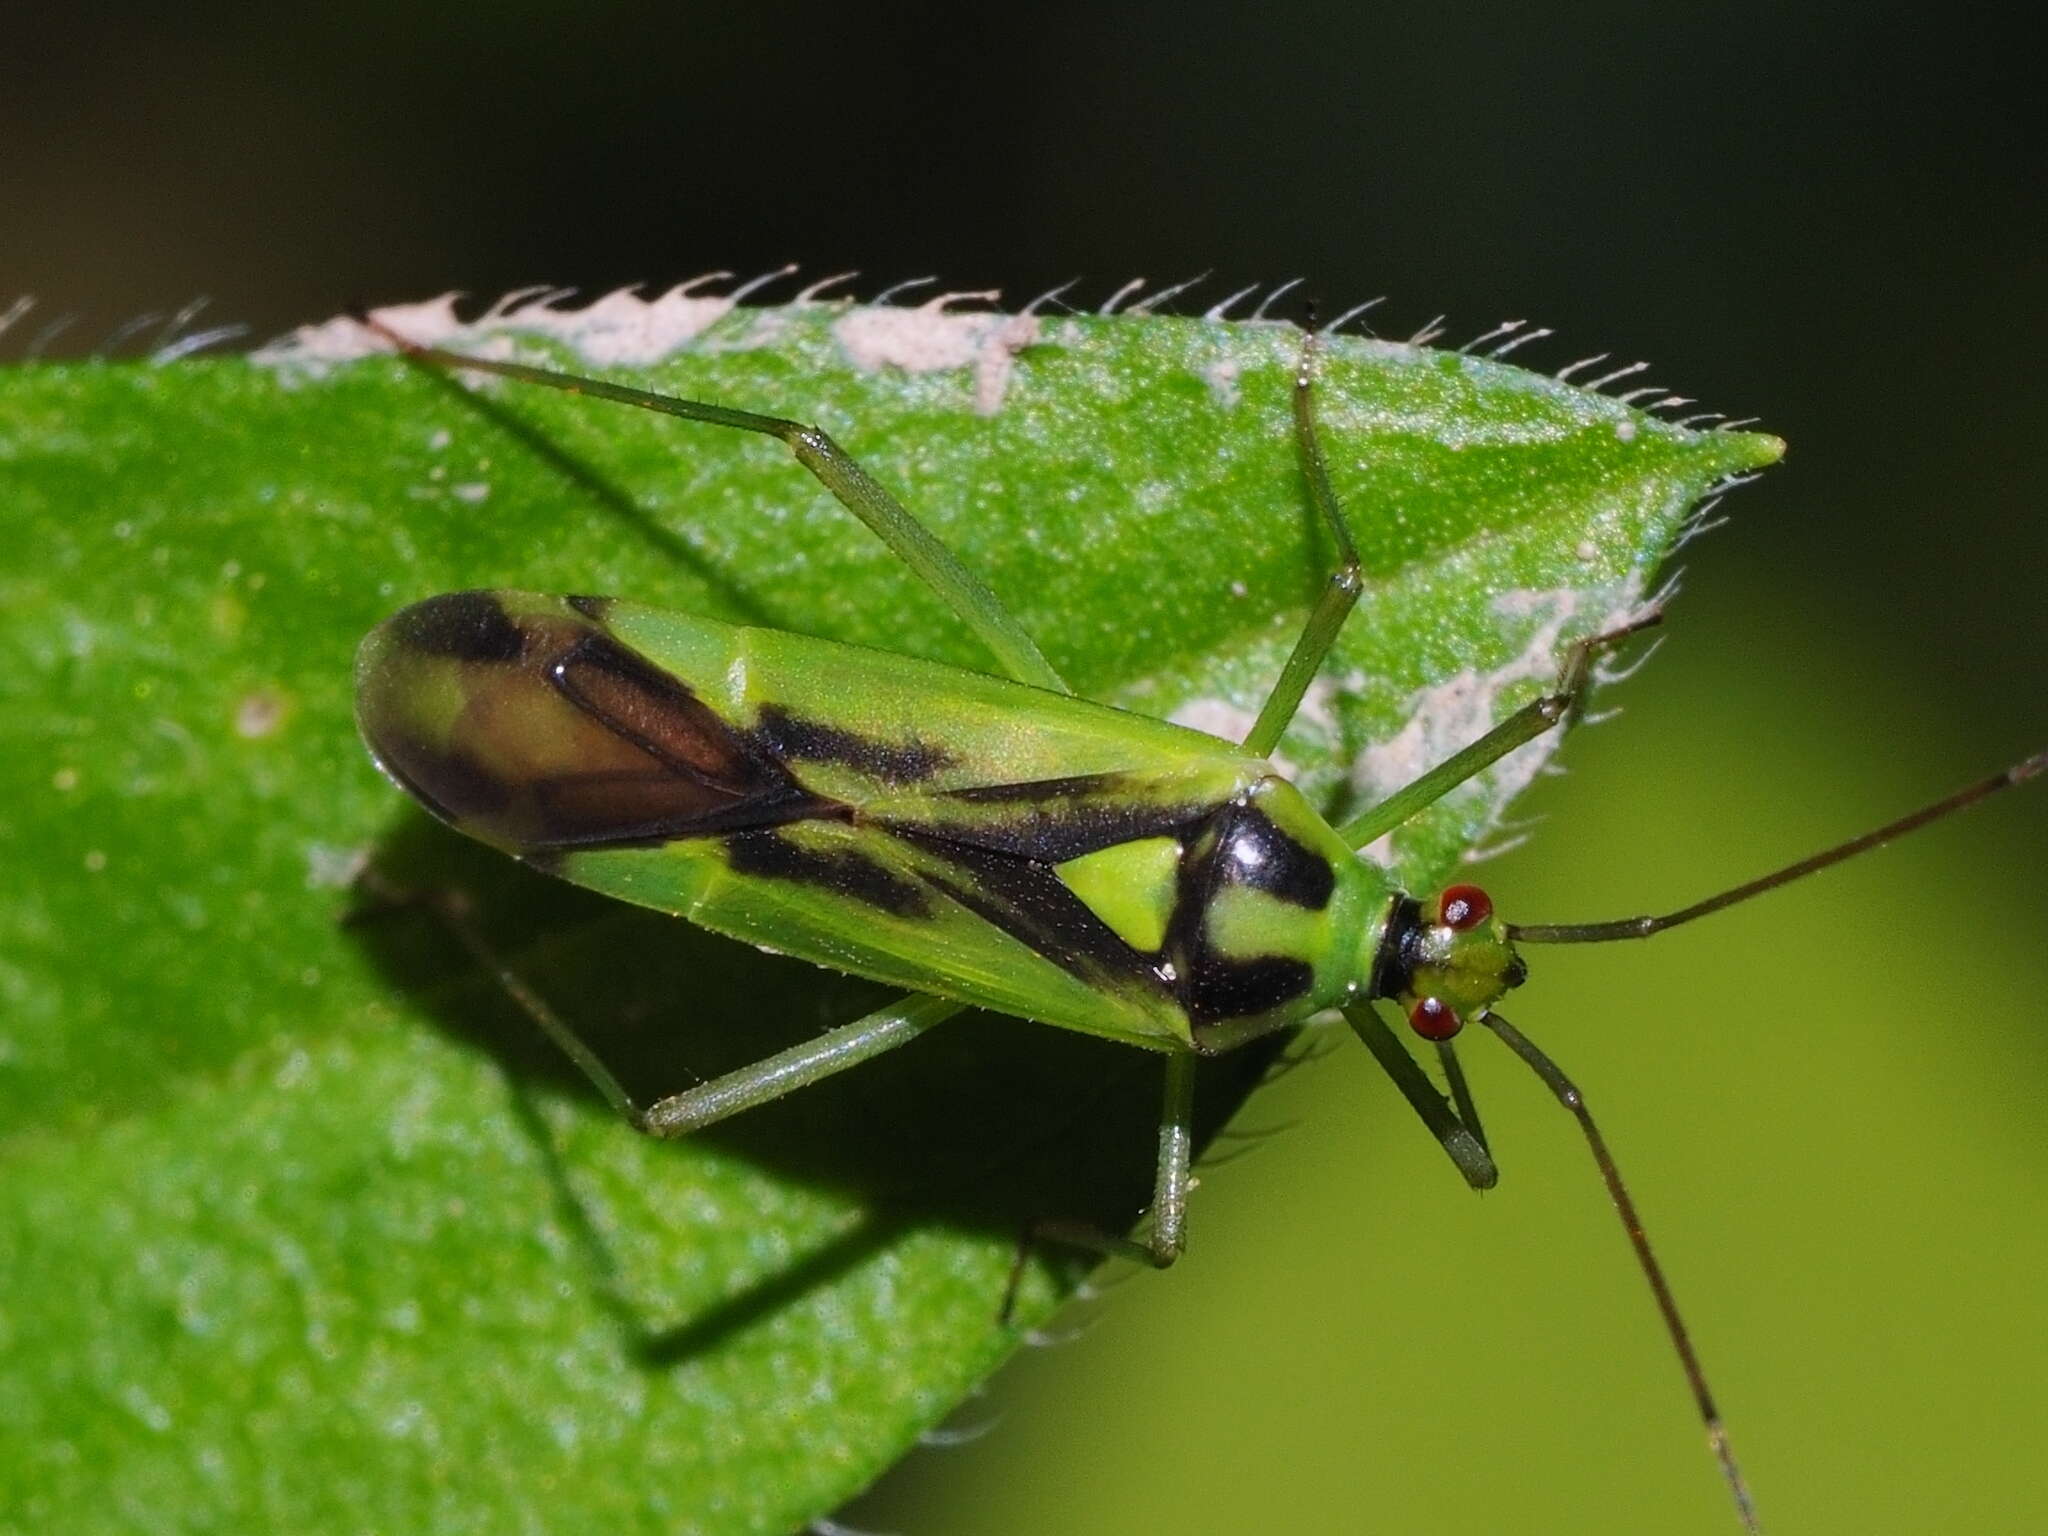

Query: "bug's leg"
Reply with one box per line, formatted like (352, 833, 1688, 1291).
(1435, 1037, 1490, 1159)
(1341, 1002, 1497, 1189)
(356, 315, 1067, 694)
(1001, 1051, 1198, 1322)
(1334, 608, 1664, 849)
(345, 874, 652, 1120)
(1242, 330, 1364, 758)
(367, 875, 961, 1131)
(638, 993, 961, 1137)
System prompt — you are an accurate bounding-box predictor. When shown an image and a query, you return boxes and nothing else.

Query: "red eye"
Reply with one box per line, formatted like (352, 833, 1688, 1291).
(1440, 884, 1493, 931)
(1408, 997, 1462, 1040)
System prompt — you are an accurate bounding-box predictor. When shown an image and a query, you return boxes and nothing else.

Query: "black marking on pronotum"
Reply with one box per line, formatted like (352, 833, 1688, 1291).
(1184, 955, 1315, 1028)
(565, 594, 616, 623)
(1162, 804, 1318, 1030)
(1368, 894, 1425, 1000)
(752, 704, 954, 785)
(724, 829, 931, 918)
(888, 827, 1167, 995)
(391, 590, 526, 662)
(1210, 803, 1336, 909)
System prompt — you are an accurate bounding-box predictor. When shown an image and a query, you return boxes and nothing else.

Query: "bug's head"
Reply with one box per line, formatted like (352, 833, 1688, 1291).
(1380, 884, 1527, 1041)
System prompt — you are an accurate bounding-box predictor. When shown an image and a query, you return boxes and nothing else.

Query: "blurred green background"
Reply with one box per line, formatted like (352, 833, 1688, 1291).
(6, 3, 2043, 1533)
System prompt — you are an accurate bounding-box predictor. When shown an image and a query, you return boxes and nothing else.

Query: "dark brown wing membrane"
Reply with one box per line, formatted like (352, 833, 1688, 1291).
(356, 592, 831, 852)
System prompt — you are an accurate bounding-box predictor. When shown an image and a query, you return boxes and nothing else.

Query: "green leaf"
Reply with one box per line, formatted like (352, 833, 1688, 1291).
(0, 296, 1778, 1535)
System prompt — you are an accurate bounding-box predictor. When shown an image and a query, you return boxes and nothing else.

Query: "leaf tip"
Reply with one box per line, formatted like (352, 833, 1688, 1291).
(1733, 430, 1788, 470)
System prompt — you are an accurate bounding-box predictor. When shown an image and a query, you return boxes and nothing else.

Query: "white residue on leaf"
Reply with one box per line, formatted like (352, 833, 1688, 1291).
(832, 297, 1041, 414)
(477, 283, 740, 366)
(304, 842, 369, 890)
(256, 281, 1043, 412)
(1352, 586, 1641, 839)
(1169, 694, 1260, 746)
(255, 275, 766, 374)
(233, 687, 289, 739)
(1202, 357, 1241, 407)
(1167, 695, 1303, 779)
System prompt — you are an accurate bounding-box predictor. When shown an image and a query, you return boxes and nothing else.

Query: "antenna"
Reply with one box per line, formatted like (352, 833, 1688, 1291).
(1510, 750, 2047, 945)
(1481, 1010, 1763, 1533)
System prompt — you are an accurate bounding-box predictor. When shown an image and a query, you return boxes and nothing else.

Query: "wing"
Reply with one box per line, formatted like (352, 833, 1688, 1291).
(555, 818, 1192, 1043)
(597, 597, 1262, 804)
(355, 592, 1275, 1045)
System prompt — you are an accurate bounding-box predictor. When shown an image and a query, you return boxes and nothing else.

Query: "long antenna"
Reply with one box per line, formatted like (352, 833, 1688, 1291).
(1480, 1010, 1763, 1534)
(1510, 749, 2047, 945)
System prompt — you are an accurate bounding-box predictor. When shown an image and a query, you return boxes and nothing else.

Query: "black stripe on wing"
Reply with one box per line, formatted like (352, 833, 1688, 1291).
(921, 772, 1214, 863)
(886, 826, 1175, 998)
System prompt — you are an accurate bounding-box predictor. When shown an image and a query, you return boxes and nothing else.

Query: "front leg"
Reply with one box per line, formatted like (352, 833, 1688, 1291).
(1336, 610, 1663, 850)
(1342, 1001, 1498, 1190)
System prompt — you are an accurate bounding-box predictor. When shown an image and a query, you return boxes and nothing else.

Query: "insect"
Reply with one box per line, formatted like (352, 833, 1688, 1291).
(350, 311, 2042, 1534)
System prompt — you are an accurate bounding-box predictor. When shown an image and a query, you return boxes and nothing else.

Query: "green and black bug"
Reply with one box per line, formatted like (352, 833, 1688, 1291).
(351, 311, 2045, 1534)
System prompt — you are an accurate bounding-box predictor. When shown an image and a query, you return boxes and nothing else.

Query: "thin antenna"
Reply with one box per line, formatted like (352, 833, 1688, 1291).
(1511, 750, 2048, 944)
(1480, 1010, 1762, 1534)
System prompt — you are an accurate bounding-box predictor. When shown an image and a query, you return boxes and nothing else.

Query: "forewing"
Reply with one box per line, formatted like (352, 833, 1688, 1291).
(355, 592, 827, 853)
(602, 602, 1268, 804)
(557, 819, 1187, 1044)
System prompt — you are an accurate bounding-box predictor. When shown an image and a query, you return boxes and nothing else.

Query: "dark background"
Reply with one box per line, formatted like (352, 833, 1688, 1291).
(6, 4, 2042, 683)
(7, 4, 2044, 1532)
(8, 3, 2043, 651)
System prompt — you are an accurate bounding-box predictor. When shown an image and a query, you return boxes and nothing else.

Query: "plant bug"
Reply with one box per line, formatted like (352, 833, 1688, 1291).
(349, 309, 2044, 1534)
